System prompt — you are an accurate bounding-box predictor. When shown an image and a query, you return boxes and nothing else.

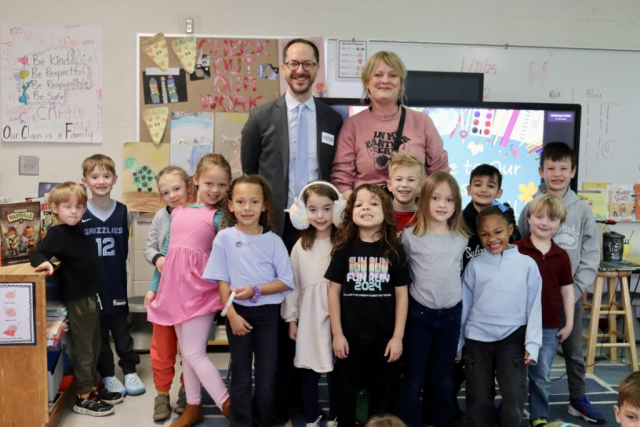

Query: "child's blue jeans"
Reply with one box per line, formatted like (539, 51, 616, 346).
(528, 327, 560, 420)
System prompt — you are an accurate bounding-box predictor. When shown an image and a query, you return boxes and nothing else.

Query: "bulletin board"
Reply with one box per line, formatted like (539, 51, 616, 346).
(137, 33, 280, 145)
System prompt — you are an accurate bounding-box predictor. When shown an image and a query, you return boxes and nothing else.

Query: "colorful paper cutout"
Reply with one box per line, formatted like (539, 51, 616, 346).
(171, 35, 197, 74)
(142, 107, 169, 144)
(142, 33, 169, 71)
(123, 142, 170, 212)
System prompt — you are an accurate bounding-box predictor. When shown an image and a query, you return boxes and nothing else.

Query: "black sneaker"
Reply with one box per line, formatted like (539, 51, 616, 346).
(73, 392, 115, 417)
(96, 383, 124, 404)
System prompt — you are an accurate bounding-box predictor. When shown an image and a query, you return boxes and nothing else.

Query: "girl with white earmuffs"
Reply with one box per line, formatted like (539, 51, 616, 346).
(281, 181, 347, 427)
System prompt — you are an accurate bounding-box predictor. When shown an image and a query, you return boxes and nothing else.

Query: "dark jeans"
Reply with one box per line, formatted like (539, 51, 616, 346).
(272, 314, 303, 423)
(302, 369, 336, 423)
(396, 298, 461, 427)
(272, 213, 303, 422)
(227, 303, 279, 427)
(332, 339, 400, 427)
(561, 296, 586, 399)
(464, 326, 527, 427)
(67, 295, 101, 394)
(97, 311, 140, 377)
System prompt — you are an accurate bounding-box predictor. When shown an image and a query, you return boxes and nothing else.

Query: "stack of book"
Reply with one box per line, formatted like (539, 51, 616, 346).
(578, 183, 638, 221)
(46, 301, 68, 347)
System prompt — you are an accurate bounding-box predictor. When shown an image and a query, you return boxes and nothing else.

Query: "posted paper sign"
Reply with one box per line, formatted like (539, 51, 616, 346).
(1, 24, 103, 142)
(337, 40, 368, 80)
(0, 283, 36, 345)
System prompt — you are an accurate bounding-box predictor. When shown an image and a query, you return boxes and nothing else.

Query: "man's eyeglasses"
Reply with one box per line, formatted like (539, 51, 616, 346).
(284, 62, 317, 71)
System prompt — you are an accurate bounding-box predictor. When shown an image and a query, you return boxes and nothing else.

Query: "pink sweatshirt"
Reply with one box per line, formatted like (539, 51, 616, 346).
(330, 107, 449, 193)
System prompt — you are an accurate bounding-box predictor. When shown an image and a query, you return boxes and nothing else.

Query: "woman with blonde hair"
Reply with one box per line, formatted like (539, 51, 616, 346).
(331, 51, 449, 199)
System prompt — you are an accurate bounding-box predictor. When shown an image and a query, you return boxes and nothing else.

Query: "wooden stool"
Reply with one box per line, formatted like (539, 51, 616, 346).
(582, 270, 638, 374)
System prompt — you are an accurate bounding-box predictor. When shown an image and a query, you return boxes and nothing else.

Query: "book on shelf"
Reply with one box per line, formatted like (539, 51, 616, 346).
(0, 201, 42, 265)
(577, 189, 609, 221)
(582, 182, 610, 190)
(608, 184, 636, 221)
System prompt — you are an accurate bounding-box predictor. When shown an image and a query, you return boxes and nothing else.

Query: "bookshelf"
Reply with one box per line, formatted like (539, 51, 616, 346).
(0, 263, 71, 427)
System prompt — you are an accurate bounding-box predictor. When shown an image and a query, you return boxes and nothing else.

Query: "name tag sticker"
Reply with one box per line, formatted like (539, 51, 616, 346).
(321, 132, 335, 146)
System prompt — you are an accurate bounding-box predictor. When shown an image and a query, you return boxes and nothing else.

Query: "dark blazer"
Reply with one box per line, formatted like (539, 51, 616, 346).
(241, 95, 344, 236)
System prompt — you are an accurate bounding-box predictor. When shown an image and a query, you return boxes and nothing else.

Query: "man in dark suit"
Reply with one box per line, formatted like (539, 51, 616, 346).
(241, 38, 344, 425)
(241, 38, 343, 252)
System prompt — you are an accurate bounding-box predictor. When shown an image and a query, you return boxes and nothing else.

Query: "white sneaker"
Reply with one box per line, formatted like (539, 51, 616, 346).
(306, 415, 322, 427)
(326, 418, 338, 427)
(124, 372, 146, 395)
(101, 376, 126, 395)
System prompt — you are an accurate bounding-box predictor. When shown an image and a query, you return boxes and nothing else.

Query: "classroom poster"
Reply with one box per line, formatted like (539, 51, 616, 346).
(139, 35, 279, 144)
(214, 112, 248, 177)
(337, 40, 368, 80)
(0, 283, 36, 346)
(278, 37, 327, 97)
(122, 142, 169, 212)
(1, 24, 102, 142)
(170, 111, 214, 176)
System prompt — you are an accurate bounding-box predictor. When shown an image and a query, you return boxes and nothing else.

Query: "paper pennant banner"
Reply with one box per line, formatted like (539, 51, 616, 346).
(142, 107, 169, 144)
(142, 33, 169, 71)
(171, 35, 197, 74)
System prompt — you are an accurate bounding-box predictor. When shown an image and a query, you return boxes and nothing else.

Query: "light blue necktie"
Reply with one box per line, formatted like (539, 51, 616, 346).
(295, 103, 308, 196)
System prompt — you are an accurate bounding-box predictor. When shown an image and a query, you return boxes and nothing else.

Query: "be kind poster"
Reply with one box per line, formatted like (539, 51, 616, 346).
(1, 24, 103, 142)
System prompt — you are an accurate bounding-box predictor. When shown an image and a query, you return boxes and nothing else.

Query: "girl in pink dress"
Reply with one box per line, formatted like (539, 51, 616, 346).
(147, 154, 232, 427)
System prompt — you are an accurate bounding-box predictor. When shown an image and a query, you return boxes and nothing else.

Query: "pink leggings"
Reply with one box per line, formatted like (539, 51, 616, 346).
(174, 313, 229, 406)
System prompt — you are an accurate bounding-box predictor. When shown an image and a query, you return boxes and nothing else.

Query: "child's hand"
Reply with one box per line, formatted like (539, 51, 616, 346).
(229, 313, 253, 336)
(156, 256, 166, 273)
(333, 334, 349, 359)
(384, 336, 403, 363)
(144, 290, 156, 308)
(454, 351, 462, 363)
(288, 322, 298, 341)
(234, 285, 255, 301)
(556, 325, 573, 343)
(524, 350, 535, 365)
(34, 261, 54, 276)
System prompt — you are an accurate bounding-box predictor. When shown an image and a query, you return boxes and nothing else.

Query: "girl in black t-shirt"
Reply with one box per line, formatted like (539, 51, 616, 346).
(325, 184, 410, 427)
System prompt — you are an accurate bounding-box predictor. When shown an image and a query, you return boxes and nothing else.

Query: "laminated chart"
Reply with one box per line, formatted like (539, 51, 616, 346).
(1, 24, 102, 142)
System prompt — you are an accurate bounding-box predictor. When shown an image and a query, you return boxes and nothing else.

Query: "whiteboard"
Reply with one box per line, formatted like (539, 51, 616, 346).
(325, 40, 640, 186)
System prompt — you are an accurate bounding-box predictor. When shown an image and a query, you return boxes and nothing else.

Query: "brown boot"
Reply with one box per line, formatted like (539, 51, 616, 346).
(169, 403, 203, 427)
(221, 398, 231, 419)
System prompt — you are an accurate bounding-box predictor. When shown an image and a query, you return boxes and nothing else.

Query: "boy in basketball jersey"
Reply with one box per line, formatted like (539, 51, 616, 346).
(79, 154, 146, 396)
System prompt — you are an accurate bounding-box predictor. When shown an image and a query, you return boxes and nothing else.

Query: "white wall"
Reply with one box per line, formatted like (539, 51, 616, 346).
(2, 0, 640, 293)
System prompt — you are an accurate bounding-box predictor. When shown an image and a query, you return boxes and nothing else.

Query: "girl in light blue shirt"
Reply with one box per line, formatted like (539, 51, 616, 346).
(458, 205, 542, 427)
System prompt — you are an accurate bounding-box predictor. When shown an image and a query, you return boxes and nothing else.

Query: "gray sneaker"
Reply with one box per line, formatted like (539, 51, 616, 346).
(153, 395, 171, 421)
(175, 388, 187, 414)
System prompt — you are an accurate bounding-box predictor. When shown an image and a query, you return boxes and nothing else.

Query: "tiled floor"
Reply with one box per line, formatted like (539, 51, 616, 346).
(57, 349, 232, 427)
(56, 338, 638, 426)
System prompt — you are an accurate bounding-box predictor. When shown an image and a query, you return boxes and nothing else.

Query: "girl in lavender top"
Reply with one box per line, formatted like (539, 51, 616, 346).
(203, 174, 294, 427)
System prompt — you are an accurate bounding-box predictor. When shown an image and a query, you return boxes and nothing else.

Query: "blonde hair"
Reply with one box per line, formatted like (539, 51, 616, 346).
(361, 51, 407, 104)
(82, 154, 116, 177)
(48, 182, 88, 212)
(388, 152, 424, 181)
(410, 171, 468, 238)
(157, 165, 190, 186)
(365, 415, 406, 427)
(618, 371, 640, 408)
(528, 195, 568, 223)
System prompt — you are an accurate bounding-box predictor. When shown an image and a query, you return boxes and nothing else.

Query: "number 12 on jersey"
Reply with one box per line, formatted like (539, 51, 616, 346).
(96, 237, 115, 256)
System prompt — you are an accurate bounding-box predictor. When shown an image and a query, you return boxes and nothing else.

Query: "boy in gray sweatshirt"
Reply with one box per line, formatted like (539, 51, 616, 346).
(518, 142, 602, 425)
